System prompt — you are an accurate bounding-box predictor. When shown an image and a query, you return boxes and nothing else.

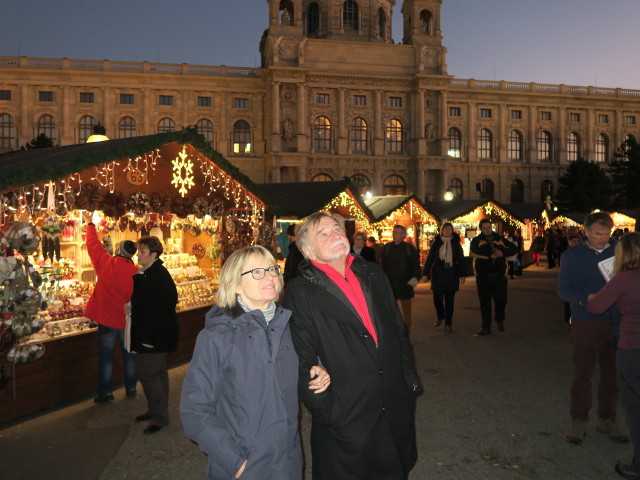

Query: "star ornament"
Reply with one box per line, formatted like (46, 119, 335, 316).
(171, 147, 195, 197)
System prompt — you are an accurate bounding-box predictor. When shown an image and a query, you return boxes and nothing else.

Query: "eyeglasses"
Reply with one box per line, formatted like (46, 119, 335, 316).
(241, 265, 281, 280)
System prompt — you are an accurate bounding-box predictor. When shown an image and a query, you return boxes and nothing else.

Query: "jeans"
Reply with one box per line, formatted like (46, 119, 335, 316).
(98, 324, 137, 396)
(433, 289, 456, 325)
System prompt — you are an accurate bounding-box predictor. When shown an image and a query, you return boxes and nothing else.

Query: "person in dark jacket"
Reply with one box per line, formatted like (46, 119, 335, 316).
(180, 246, 329, 480)
(130, 236, 178, 435)
(284, 212, 422, 480)
(283, 223, 304, 285)
(545, 228, 558, 269)
(82, 211, 139, 403)
(381, 225, 422, 335)
(350, 231, 376, 262)
(531, 231, 545, 266)
(421, 222, 466, 332)
(469, 219, 518, 336)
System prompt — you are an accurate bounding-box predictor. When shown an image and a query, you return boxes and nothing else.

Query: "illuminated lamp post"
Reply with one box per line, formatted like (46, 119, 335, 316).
(86, 123, 109, 143)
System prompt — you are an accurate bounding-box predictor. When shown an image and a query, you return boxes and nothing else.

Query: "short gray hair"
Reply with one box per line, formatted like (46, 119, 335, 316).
(216, 246, 282, 308)
(353, 231, 367, 242)
(296, 212, 346, 260)
(584, 212, 613, 231)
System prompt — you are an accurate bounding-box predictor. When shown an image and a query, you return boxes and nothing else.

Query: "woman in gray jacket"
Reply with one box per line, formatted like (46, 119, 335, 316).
(180, 246, 329, 480)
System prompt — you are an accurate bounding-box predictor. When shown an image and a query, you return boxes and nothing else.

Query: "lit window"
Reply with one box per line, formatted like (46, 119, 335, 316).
(508, 130, 523, 161)
(159, 95, 174, 106)
(595, 133, 609, 162)
(385, 119, 403, 154)
(196, 118, 214, 144)
(37, 114, 57, 144)
(119, 117, 137, 138)
(511, 110, 522, 120)
(480, 108, 492, 118)
(537, 131, 552, 162)
(120, 94, 135, 104)
(313, 116, 332, 152)
(197, 96, 212, 107)
(0, 113, 17, 150)
(315, 93, 330, 104)
(353, 95, 366, 106)
(477, 128, 492, 159)
(39, 91, 54, 102)
(350, 117, 367, 153)
(449, 107, 460, 117)
(78, 115, 97, 143)
(567, 132, 580, 161)
(448, 127, 461, 158)
(383, 174, 406, 195)
(79, 92, 94, 103)
(390, 96, 402, 107)
(233, 120, 251, 153)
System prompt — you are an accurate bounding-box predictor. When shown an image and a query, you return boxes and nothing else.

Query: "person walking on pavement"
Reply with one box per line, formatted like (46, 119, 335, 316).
(421, 222, 466, 332)
(469, 219, 518, 336)
(283, 223, 304, 285)
(283, 212, 422, 480)
(545, 228, 558, 269)
(381, 225, 422, 335)
(129, 236, 179, 435)
(82, 211, 138, 403)
(558, 211, 628, 446)
(588, 232, 640, 479)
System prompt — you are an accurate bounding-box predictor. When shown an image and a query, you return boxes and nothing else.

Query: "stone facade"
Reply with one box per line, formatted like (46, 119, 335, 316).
(1, 0, 639, 204)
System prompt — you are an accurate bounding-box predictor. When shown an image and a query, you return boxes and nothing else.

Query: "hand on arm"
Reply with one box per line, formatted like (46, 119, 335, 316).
(308, 365, 330, 394)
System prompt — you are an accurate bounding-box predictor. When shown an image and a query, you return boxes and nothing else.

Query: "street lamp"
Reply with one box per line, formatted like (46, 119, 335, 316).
(86, 123, 109, 143)
(443, 188, 454, 201)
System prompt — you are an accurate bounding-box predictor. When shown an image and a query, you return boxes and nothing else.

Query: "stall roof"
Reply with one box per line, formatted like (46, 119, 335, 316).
(257, 180, 371, 219)
(428, 199, 525, 225)
(364, 195, 439, 224)
(505, 203, 547, 222)
(0, 129, 262, 199)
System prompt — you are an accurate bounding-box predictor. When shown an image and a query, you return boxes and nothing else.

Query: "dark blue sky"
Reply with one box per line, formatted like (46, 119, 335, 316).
(1, 0, 638, 89)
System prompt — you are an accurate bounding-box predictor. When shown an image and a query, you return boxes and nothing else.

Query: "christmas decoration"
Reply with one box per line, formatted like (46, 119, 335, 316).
(171, 147, 195, 197)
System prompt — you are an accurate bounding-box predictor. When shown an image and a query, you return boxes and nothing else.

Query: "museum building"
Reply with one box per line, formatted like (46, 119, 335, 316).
(1, 0, 640, 204)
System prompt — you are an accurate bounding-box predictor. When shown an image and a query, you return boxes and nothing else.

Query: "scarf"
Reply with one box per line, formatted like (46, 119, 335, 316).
(439, 236, 453, 267)
(237, 295, 277, 324)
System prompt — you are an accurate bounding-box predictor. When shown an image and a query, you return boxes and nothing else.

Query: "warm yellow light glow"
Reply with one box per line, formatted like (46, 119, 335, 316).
(443, 189, 454, 201)
(86, 134, 110, 143)
(172, 147, 195, 197)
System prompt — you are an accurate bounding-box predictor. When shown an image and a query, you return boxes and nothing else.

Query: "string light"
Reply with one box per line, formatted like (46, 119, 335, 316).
(91, 161, 120, 193)
(323, 192, 370, 226)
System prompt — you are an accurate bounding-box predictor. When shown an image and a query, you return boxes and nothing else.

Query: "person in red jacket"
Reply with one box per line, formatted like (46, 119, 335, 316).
(82, 211, 139, 403)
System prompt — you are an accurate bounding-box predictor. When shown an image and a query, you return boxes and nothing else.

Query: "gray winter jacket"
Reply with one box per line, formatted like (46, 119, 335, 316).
(180, 303, 302, 480)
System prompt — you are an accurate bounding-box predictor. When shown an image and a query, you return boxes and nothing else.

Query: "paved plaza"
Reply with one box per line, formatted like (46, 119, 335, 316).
(0, 266, 632, 479)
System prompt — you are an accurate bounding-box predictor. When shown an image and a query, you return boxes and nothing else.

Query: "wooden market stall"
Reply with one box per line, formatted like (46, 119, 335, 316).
(0, 130, 267, 423)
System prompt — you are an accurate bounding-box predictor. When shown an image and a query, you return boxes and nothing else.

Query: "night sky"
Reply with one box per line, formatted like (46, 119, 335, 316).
(1, 0, 638, 89)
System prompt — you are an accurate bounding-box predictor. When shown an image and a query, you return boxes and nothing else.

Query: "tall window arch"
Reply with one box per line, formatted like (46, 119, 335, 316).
(313, 116, 332, 152)
(119, 117, 137, 138)
(307, 2, 320, 34)
(350, 117, 367, 153)
(343, 1, 359, 30)
(351, 174, 371, 197)
(508, 130, 523, 161)
(37, 114, 57, 145)
(78, 115, 97, 143)
(157, 117, 175, 133)
(312, 173, 333, 182)
(537, 130, 552, 163)
(378, 8, 387, 40)
(0, 114, 17, 150)
(540, 180, 553, 203)
(385, 119, 403, 153)
(567, 131, 580, 162)
(595, 133, 609, 162)
(196, 118, 214, 144)
(449, 178, 463, 199)
(448, 127, 461, 158)
(477, 128, 492, 159)
(233, 120, 251, 153)
(279, 0, 293, 25)
(420, 10, 433, 35)
(480, 178, 494, 200)
(510, 179, 524, 203)
(383, 174, 407, 195)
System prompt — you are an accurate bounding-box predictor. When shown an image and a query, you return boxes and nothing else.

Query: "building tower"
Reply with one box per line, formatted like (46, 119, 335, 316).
(401, 0, 447, 75)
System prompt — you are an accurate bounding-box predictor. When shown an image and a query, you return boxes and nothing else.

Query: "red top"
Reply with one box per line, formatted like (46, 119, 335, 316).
(83, 224, 138, 329)
(588, 269, 640, 349)
(312, 255, 378, 345)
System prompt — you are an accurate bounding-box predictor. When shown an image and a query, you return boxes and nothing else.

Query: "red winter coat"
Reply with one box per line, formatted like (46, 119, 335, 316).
(83, 224, 138, 329)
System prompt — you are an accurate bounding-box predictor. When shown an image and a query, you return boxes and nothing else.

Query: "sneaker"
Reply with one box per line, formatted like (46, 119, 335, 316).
(566, 419, 587, 445)
(597, 418, 629, 443)
(94, 394, 114, 404)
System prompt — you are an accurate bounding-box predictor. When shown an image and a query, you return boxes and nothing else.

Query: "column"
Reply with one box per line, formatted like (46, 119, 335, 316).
(272, 82, 281, 152)
(527, 105, 536, 164)
(296, 83, 307, 151)
(103, 87, 111, 135)
(557, 107, 566, 165)
(338, 88, 346, 153)
(61, 86, 71, 144)
(20, 85, 30, 147)
(467, 102, 476, 162)
(498, 103, 506, 163)
(374, 90, 383, 154)
(143, 88, 151, 135)
(440, 90, 448, 157)
(586, 109, 594, 161)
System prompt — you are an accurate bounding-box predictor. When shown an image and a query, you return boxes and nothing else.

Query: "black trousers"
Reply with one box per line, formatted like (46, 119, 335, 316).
(618, 348, 640, 471)
(475, 274, 508, 330)
(432, 289, 456, 325)
(136, 352, 170, 427)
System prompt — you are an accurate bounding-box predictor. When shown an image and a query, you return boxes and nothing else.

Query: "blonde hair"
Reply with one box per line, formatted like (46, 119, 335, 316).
(296, 212, 346, 259)
(216, 246, 283, 308)
(614, 232, 640, 274)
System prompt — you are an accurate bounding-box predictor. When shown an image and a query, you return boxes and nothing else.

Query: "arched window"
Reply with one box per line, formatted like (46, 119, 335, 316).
(313, 116, 332, 152)
(510, 179, 524, 204)
(477, 128, 492, 159)
(567, 132, 580, 162)
(508, 130, 523, 161)
(378, 8, 386, 40)
(343, 1, 359, 30)
(350, 117, 367, 153)
(38, 114, 57, 145)
(351, 174, 371, 197)
(537, 130, 552, 163)
(279, 0, 293, 25)
(595, 133, 609, 162)
(196, 118, 214, 144)
(307, 2, 320, 34)
(420, 10, 433, 35)
(448, 127, 461, 158)
(383, 174, 407, 195)
(119, 117, 137, 138)
(78, 115, 97, 143)
(480, 178, 494, 200)
(157, 117, 175, 133)
(0, 113, 17, 151)
(233, 120, 251, 153)
(312, 173, 333, 182)
(385, 119, 403, 153)
(449, 178, 463, 199)
(540, 180, 553, 203)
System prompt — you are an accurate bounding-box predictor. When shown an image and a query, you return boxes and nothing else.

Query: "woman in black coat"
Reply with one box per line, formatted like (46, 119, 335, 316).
(421, 223, 466, 332)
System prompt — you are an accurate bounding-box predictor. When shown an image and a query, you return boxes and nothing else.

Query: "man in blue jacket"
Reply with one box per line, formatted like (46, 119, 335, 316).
(558, 212, 627, 445)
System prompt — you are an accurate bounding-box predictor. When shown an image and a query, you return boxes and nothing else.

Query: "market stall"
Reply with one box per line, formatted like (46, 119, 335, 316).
(364, 195, 440, 258)
(0, 130, 267, 423)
